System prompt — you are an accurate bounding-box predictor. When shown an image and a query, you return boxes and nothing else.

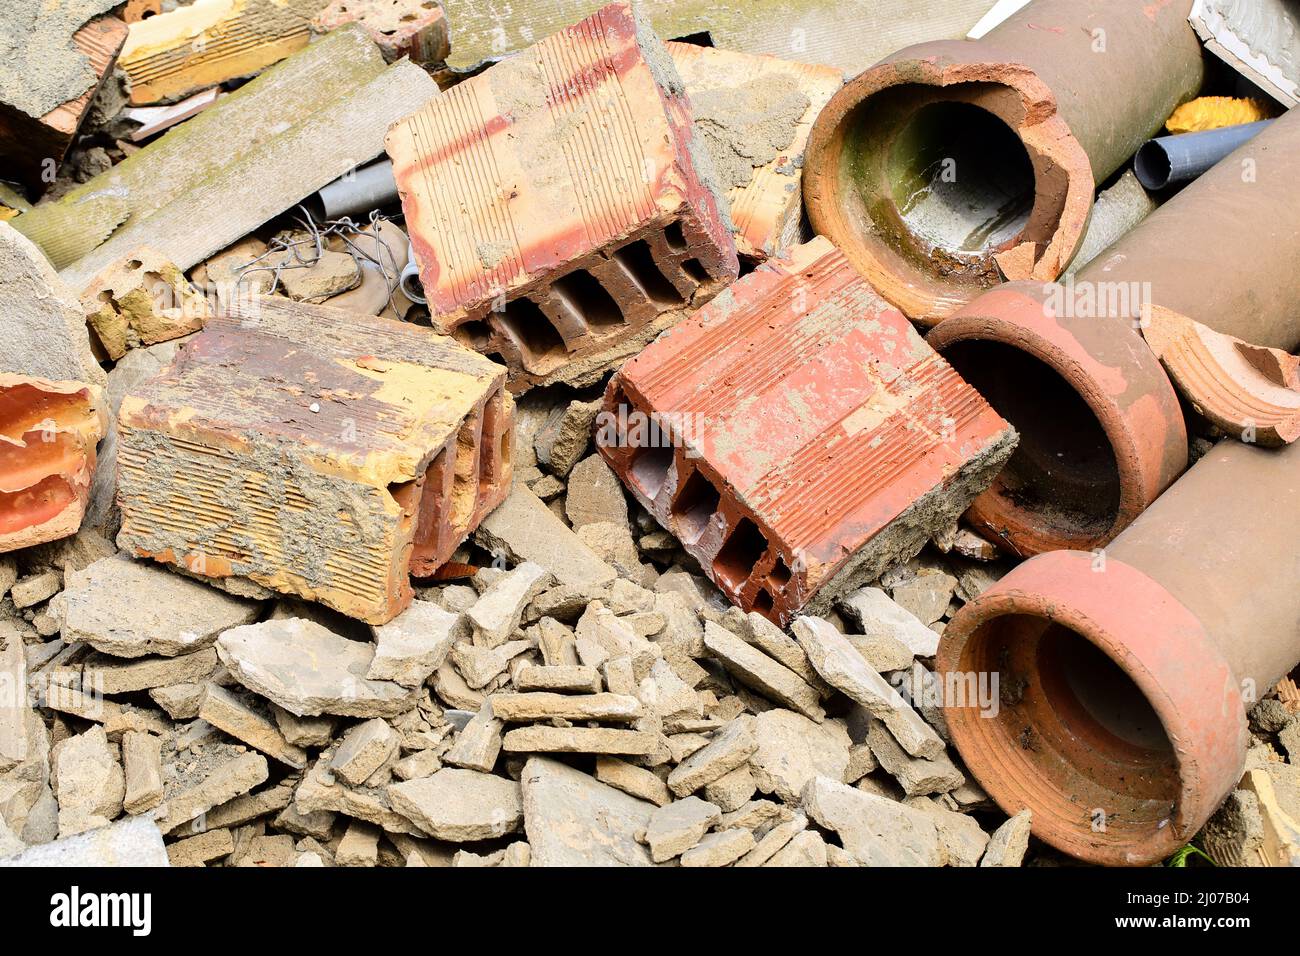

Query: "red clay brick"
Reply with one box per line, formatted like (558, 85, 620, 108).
(116, 297, 512, 623)
(596, 237, 1017, 626)
(385, 1, 738, 393)
(0, 375, 107, 554)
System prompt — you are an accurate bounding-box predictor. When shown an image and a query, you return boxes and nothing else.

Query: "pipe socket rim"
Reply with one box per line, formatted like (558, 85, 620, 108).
(939, 549, 1249, 866)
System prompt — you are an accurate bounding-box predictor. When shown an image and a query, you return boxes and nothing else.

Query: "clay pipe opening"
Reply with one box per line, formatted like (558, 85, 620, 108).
(804, 62, 1092, 324)
(939, 551, 1248, 866)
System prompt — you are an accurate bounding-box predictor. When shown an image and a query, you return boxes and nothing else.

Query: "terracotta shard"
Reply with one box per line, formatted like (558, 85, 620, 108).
(596, 237, 1016, 626)
(0, 375, 107, 554)
(115, 297, 513, 623)
(385, 1, 738, 393)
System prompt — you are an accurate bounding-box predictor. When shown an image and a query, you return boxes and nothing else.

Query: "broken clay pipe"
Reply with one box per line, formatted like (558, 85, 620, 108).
(926, 281, 1187, 557)
(939, 438, 1300, 867)
(803, 0, 1205, 324)
(0, 375, 107, 554)
(1092, 108, 1300, 447)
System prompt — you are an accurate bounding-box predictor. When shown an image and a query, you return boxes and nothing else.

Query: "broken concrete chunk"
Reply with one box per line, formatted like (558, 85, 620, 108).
(83, 648, 218, 695)
(10, 570, 61, 609)
(535, 398, 602, 477)
(681, 827, 756, 867)
(502, 726, 658, 756)
(764, 828, 828, 867)
(0, 625, 30, 772)
(294, 750, 422, 837)
(594, 756, 672, 807)
(521, 757, 654, 867)
(744, 611, 830, 693)
(491, 693, 642, 723)
(443, 700, 503, 773)
(703, 764, 758, 813)
(388, 768, 522, 842)
(748, 709, 851, 804)
(81, 247, 208, 360)
(330, 718, 400, 787)
(386, 1, 737, 391)
(890, 572, 958, 626)
(514, 664, 603, 694)
(367, 600, 460, 687)
(802, 776, 944, 867)
(451, 639, 533, 690)
(867, 719, 963, 797)
(157, 751, 269, 834)
(981, 810, 1032, 867)
(475, 484, 617, 593)
(912, 798, 989, 867)
(116, 301, 513, 624)
(337, 820, 381, 867)
(793, 616, 944, 759)
(272, 706, 338, 749)
(736, 812, 807, 867)
(466, 562, 551, 647)
(198, 685, 308, 769)
(703, 622, 824, 722)
(838, 587, 941, 658)
(645, 795, 721, 862)
(667, 716, 757, 797)
(566, 455, 630, 531)
(216, 618, 421, 719)
(167, 827, 235, 867)
(63, 554, 261, 658)
(0, 815, 167, 867)
(121, 731, 163, 815)
(53, 725, 125, 836)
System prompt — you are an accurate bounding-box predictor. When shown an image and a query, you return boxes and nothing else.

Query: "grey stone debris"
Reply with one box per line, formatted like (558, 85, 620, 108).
(520, 757, 654, 866)
(0, 815, 168, 867)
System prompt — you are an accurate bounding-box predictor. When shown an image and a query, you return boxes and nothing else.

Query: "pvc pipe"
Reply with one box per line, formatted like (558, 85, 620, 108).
(400, 242, 426, 304)
(1133, 120, 1273, 190)
(315, 160, 399, 221)
(940, 438, 1300, 865)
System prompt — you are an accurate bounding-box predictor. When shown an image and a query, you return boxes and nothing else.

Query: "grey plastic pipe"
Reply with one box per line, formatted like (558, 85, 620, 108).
(315, 159, 399, 220)
(1134, 121, 1273, 190)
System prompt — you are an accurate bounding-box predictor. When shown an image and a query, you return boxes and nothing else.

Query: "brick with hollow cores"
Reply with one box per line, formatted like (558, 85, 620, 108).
(0, 374, 107, 554)
(596, 236, 1016, 626)
(666, 42, 843, 262)
(80, 247, 209, 361)
(118, 0, 328, 106)
(0, 15, 129, 189)
(115, 296, 513, 624)
(312, 0, 449, 64)
(385, 1, 738, 393)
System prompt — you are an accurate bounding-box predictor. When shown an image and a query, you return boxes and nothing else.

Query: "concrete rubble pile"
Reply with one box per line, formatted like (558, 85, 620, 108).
(0, 0, 1296, 871)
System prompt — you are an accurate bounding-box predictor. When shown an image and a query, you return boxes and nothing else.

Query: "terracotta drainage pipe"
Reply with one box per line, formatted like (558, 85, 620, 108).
(803, 0, 1204, 324)
(1092, 110, 1300, 446)
(939, 439, 1300, 866)
(926, 282, 1186, 556)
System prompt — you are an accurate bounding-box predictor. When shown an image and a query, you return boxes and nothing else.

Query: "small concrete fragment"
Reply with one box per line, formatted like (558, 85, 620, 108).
(157, 751, 269, 834)
(121, 731, 163, 814)
(748, 709, 851, 804)
(680, 827, 755, 867)
(388, 768, 522, 842)
(466, 562, 551, 647)
(443, 700, 504, 773)
(502, 726, 658, 756)
(667, 717, 757, 797)
(514, 664, 602, 694)
(703, 623, 824, 722)
(52, 725, 125, 836)
(330, 718, 400, 786)
(217, 618, 421, 718)
(491, 693, 642, 723)
(594, 756, 672, 807)
(0, 624, 30, 772)
(63, 554, 261, 658)
(981, 810, 1032, 867)
(566, 455, 630, 531)
(80, 247, 208, 360)
(838, 587, 940, 658)
(367, 600, 460, 687)
(867, 717, 964, 797)
(736, 812, 807, 867)
(166, 828, 234, 867)
(764, 829, 828, 867)
(645, 795, 721, 862)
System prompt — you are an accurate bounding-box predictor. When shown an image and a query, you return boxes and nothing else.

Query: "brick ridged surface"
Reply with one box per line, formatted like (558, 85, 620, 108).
(0, 15, 128, 186)
(385, 1, 738, 393)
(116, 299, 512, 624)
(597, 236, 1016, 625)
(0, 375, 106, 554)
(666, 42, 843, 261)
